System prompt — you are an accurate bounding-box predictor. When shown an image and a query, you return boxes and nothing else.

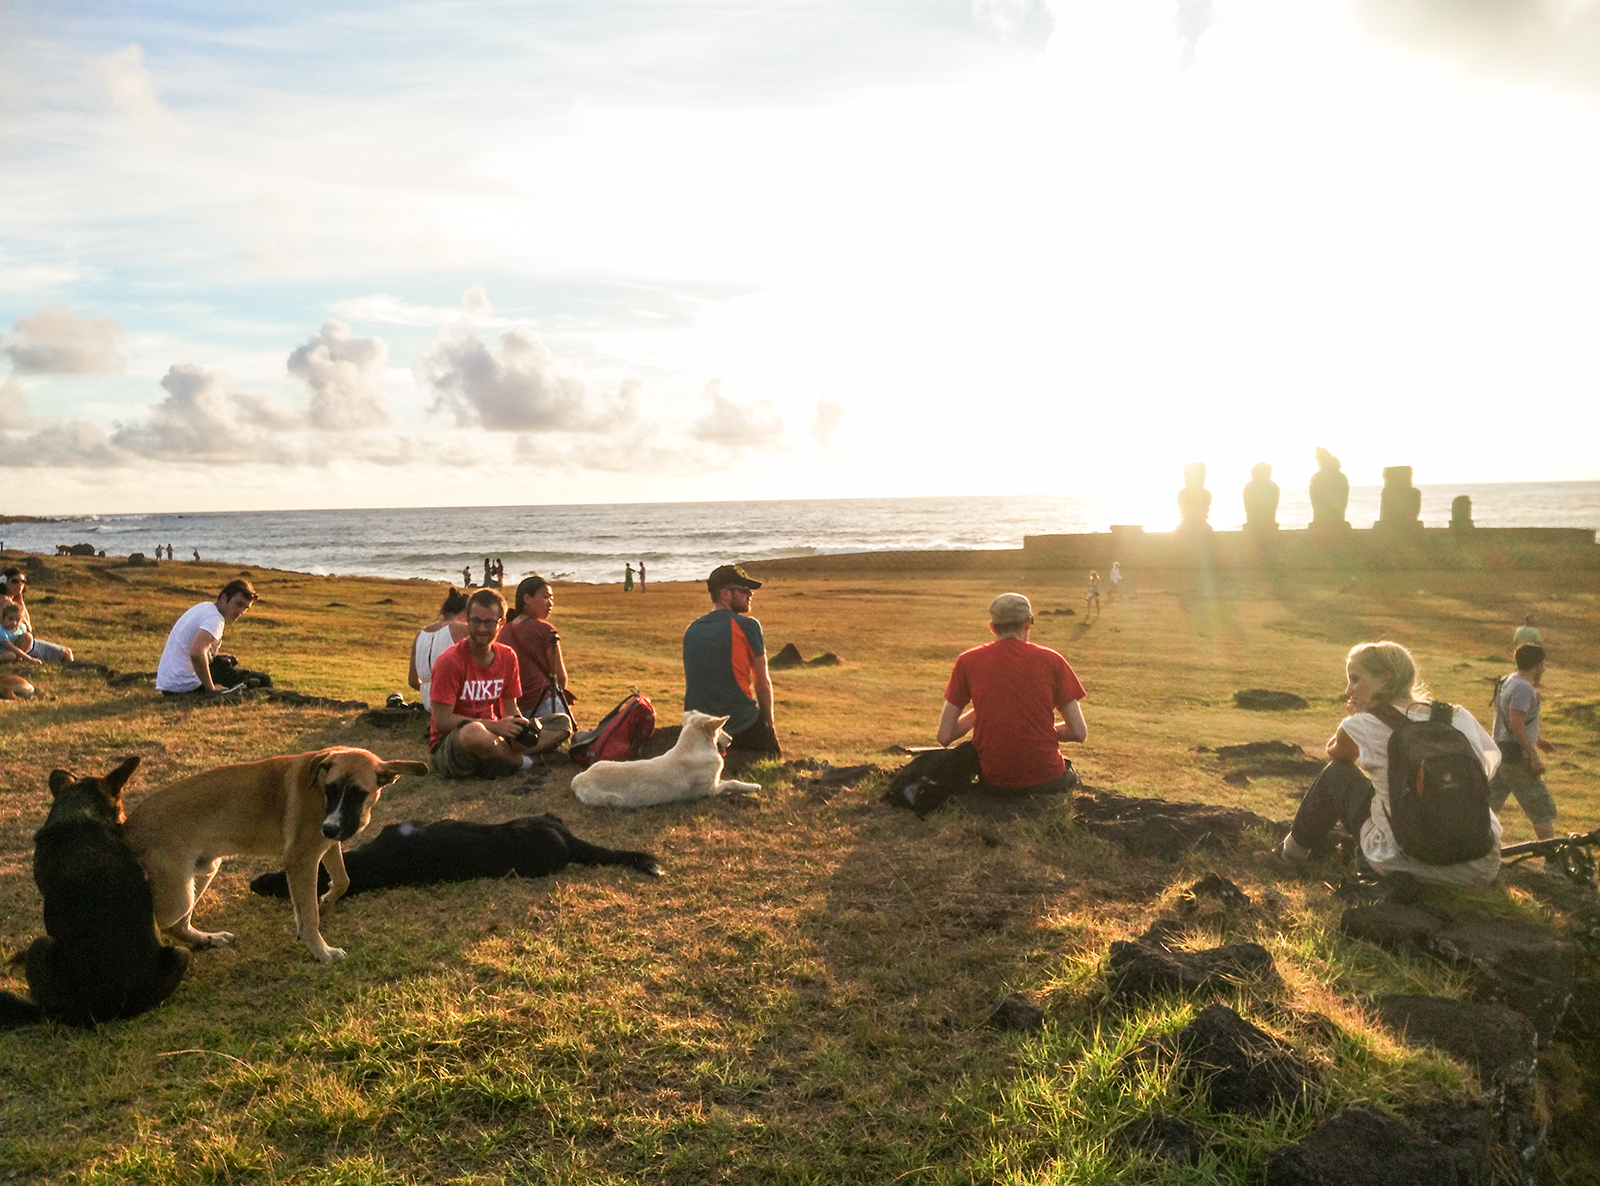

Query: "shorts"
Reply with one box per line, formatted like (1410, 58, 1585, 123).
(27, 639, 69, 663)
(1489, 760, 1558, 826)
(430, 714, 574, 780)
(726, 712, 781, 756)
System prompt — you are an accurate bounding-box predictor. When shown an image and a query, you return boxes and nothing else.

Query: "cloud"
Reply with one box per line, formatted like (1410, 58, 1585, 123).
(690, 379, 786, 447)
(417, 325, 616, 432)
(1353, 0, 1600, 94)
(971, 0, 1055, 44)
(109, 364, 286, 461)
(811, 397, 844, 447)
(287, 321, 392, 430)
(4, 305, 128, 375)
(0, 418, 122, 468)
(90, 44, 173, 126)
(0, 379, 34, 431)
(1175, 0, 1217, 69)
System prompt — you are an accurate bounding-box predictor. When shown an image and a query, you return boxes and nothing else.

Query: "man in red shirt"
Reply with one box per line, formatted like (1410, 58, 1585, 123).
(937, 592, 1087, 791)
(428, 589, 558, 779)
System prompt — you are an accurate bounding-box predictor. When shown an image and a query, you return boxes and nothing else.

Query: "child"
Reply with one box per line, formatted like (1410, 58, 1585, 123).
(1085, 571, 1101, 620)
(0, 601, 40, 665)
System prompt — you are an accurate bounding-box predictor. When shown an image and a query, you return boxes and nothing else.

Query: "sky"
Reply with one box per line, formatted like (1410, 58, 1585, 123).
(2, 0, 1599, 516)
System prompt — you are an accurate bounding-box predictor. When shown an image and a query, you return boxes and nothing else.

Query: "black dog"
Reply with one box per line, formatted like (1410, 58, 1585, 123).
(249, 813, 662, 898)
(0, 757, 189, 1027)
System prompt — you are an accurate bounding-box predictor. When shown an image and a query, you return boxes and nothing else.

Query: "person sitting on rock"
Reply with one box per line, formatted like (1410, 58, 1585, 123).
(936, 593, 1087, 794)
(1261, 641, 1502, 885)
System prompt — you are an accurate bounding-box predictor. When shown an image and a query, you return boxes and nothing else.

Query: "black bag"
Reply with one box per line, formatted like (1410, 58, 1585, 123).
(884, 743, 982, 814)
(1374, 702, 1494, 865)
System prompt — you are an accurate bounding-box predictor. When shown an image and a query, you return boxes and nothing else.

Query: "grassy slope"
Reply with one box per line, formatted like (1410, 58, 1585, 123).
(1, 553, 1597, 1184)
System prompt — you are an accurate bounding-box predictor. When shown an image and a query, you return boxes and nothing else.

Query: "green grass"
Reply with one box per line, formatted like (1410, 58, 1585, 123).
(1, 553, 1598, 1183)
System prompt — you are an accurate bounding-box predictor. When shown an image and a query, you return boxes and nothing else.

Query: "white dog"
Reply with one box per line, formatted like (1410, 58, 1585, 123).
(571, 711, 762, 807)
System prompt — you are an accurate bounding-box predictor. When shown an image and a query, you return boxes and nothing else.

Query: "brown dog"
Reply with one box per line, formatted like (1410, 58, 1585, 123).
(123, 747, 428, 963)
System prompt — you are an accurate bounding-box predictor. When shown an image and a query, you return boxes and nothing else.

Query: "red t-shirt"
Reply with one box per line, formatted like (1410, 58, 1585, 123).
(497, 615, 558, 700)
(944, 639, 1086, 788)
(427, 638, 522, 749)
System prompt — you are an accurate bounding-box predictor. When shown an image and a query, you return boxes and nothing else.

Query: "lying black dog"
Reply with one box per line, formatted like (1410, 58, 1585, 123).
(1, 756, 189, 1027)
(249, 813, 662, 898)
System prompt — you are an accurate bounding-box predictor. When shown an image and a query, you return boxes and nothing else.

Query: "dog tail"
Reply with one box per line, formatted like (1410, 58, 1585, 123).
(0, 990, 43, 1026)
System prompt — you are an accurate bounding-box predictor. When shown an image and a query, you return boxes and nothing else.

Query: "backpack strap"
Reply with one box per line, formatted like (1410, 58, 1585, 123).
(1428, 700, 1454, 725)
(1370, 702, 1410, 732)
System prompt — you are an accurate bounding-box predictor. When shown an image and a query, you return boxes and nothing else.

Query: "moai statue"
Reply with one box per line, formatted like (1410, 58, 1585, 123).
(1177, 462, 1212, 530)
(1308, 447, 1350, 529)
(1377, 466, 1422, 527)
(1450, 494, 1474, 530)
(1242, 462, 1280, 530)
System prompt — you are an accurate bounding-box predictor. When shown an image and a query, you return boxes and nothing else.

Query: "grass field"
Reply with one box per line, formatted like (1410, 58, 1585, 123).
(2, 551, 1597, 1183)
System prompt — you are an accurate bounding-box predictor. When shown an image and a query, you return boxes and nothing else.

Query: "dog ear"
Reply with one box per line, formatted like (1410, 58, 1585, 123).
(375, 760, 429, 787)
(48, 769, 74, 796)
(708, 715, 730, 732)
(308, 750, 336, 785)
(104, 755, 141, 797)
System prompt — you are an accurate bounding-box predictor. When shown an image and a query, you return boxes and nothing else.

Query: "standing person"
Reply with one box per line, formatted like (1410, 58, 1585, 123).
(637, 561, 647, 593)
(482, 557, 492, 588)
(155, 579, 261, 695)
(2, 568, 74, 662)
(1109, 561, 1122, 601)
(407, 586, 470, 711)
(1261, 641, 1502, 886)
(1085, 571, 1101, 620)
(428, 589, 570, 780)
(1514, 613, 1543, 647)
(500, 575, 576, 719)
(683, 564, 779, 764)
(462, 564, 473, 587)
(937, 593, 1087, 793)
(624, 563, 635, 592)
(191, 549, 200, 562)
(1490, 644, 1560, 842)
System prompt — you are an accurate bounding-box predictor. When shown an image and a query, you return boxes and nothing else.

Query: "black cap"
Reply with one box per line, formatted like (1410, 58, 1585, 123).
(707, 564, 762, 593)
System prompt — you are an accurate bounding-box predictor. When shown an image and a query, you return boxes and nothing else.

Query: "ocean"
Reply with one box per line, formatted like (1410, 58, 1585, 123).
(4, 483, 1597, 586)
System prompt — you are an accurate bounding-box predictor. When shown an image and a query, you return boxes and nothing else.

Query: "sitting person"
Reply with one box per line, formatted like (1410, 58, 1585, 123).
(936, 593, 1088, 793)
(428, 589, 571, 780)
(0, 600, 40, 665)
(683, 564, 779, 764)
(499, 575, 575, 718)
(1263, 640, 1502, 885)
(408, 586, 470, 711)
(154, 579, 266, 694)
(2, 567, 73, 662)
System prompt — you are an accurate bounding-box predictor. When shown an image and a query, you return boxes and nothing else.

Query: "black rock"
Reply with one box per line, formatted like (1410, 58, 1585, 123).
(1107, 940, 1279, 1000)
(1215, 740, 1307, 760)
(1116, 1112, 1208, 1166)
(1176, 1004, 1316, 1115)
(1265, 1103, 1486, 1186)
(1074, 786, 1279, 859)
(1373, 995, 1537, 1086)
(807, 652, 841, 666)
(989, 992, 1044, 1031)
(768, 643, 805, 670)
(1179, 873, 1252, 913)
(1234, 689, 1311, 711)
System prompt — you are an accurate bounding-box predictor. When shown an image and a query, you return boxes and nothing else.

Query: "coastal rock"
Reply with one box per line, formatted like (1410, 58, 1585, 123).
(1176, 1004, 1315, 1115)
(1073, 785, 1278, 859)
(1265, 1103, 1488, 1186)
(1234, 689, 1311, 711)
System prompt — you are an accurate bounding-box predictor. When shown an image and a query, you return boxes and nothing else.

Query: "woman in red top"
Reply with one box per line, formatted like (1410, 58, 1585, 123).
(499, 575, 574, 719)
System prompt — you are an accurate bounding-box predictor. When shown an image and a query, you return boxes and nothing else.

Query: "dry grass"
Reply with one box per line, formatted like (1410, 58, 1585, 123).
(2, 552, 1598, 1183)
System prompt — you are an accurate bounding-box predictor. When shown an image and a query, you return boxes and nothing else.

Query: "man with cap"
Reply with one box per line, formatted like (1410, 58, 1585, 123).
(683, 564, 779, 764)
(936, 592, 1087, 792)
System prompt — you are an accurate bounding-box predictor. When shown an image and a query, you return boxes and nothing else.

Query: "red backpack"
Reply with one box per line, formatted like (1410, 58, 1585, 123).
(568, 690, 656, 768)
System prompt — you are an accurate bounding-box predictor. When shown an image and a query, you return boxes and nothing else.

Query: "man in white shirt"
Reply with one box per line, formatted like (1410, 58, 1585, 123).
(155, 580, 260, 695)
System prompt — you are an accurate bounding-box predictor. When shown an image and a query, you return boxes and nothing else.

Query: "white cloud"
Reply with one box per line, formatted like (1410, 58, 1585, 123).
(0, 418, 122, 468)
(1353, 0, 1600, 95)
(417, 325, 618, 432)
(690, 379, 785, 448)
(811, 397, 843, 447)
(4, 305, 128, 375)
(287, 321, 391, 430)
(110, 364, 286, 461)
(0, 378, 35, 431)
(90, 44, 173, 126)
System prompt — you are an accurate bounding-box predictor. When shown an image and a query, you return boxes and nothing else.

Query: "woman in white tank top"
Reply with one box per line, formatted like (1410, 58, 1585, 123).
(407, 587, 470, 710)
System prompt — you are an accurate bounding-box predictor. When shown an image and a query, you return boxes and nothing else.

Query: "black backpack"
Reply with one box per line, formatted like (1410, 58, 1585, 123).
(883, 743, 982, 815)
(1373, 702, 1494, 865)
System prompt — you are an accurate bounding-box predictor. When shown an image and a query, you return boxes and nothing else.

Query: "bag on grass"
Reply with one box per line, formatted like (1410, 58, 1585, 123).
(569, 690, 656, 768)
(884, 742, 982, 814)
(1373, 701, 1494, 866)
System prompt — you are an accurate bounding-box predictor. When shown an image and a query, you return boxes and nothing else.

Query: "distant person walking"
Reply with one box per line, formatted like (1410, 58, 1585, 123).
(408, 586, 470, 711)
(624, 564, 635, 592)
(1514, 613, 1543, 647)
(1490, 644, 1560, 842)
(1085, 571, 1101, 620)
(637, 561, 647, 592)
(1109, 561, 1122, 601)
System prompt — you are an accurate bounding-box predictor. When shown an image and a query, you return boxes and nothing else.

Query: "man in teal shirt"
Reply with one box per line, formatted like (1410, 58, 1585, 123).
(683, 564, 779, 763)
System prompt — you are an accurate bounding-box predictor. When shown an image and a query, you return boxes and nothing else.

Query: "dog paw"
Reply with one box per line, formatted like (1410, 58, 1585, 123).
(194, 930, 236, 948)
(311, 946, 346, 963)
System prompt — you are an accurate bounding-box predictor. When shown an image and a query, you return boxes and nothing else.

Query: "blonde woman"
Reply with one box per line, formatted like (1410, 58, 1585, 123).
(1263, 641, 1503, 886)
